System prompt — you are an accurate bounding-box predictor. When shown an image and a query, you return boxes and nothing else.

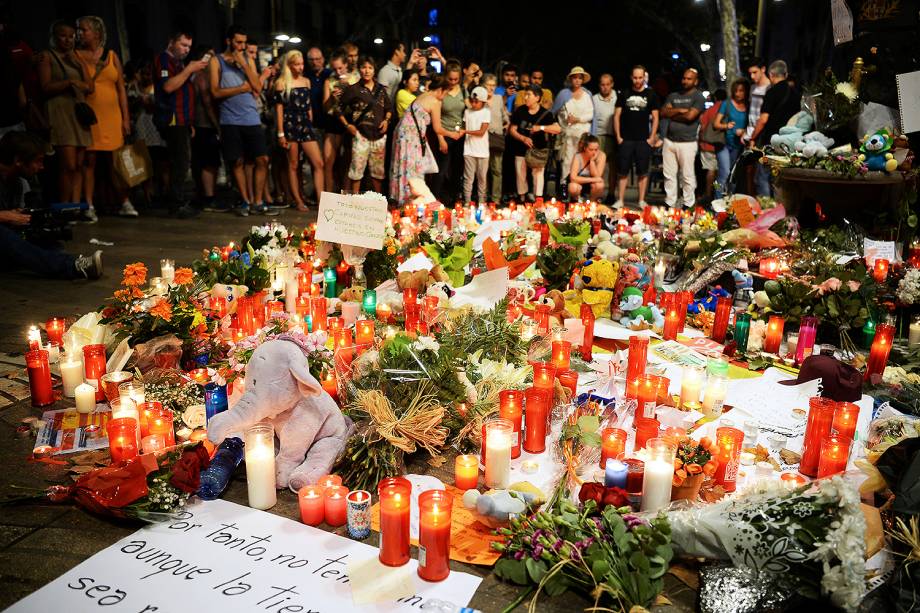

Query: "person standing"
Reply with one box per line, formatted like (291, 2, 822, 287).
(697, 88, 726, 204)
(275, 49, 324, 210)
(209, 25, 275, 217)
(743, 57, 772, 195)
(395, 69, 420, 119)
(613, 65, 659, 208)
(529, 69, 553, 110)
(76, 15, 131, 220)
(429, 62, 466, 203)
(461, 86, 490, 203)
(153, 29, 208, 218)
(592, 73, 617, 202)
(376, 41, 406, 102)
(659, 68, 705, 209)
(462, 59, 482, 97)
(191, 47, 222, 211)
(495, 64, 518, 113)
(37, 20, 92, 205)
(321, 49, 359, 194)
(509, 84, 561, 201)
(557, 67, 595, 181)
(483, 73, 508, 204)
(749, 60, 800, 196)
(713, 81, 748, 198)
(338, 56, 390, 194)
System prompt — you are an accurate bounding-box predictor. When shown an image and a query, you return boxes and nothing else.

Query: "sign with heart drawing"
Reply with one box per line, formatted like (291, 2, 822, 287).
(315, 191, 388, 250)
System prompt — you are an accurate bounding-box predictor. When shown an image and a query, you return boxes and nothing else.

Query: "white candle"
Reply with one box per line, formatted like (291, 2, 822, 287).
(786, 333, 798, 357)
(60, 359, 84, 397)
(245, 424, 277, 510)
(285, 279, 299, 314)
(701, 375, 728, 418)
(75, 383, 96, 414)
(160, 259, 175, 284)
(640, 439, 676, 512)
(679, 366, 704, 409)
(43, 342, 60, 364)
(909, 322, 920, 347)
(484, 425, 512, 489)
(341, 301, 361, 327)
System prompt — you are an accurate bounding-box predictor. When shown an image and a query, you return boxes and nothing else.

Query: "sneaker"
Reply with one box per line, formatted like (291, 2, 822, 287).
(638, 200, 649, 208)
(235, 203, 250, 217)
(268, 201, 288, 210)
(79, 206, 98, 224)
(202, 199, 230, 213)
(119, 201, 139, 217)
(612, 200, 625, 209)
(253, 203, 280, 216)
(174, 204, 200, 219)
(74, 250, 103, 279)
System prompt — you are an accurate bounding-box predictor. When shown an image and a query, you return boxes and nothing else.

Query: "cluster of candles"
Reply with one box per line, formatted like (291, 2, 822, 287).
(799, 396, 860, 478)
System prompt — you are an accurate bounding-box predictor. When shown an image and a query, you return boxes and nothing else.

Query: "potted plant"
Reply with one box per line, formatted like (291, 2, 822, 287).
(668, 434, 718, 501)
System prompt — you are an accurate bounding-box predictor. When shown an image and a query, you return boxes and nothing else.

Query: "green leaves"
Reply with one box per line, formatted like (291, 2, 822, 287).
(495, 558, 529, 585)
(525, 558, 547, 583)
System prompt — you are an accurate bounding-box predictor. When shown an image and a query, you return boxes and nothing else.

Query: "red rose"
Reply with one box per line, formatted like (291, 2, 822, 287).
(600, 486, 630, 509)
(169, 444, 211, 494)
(578, 482, 603, 505)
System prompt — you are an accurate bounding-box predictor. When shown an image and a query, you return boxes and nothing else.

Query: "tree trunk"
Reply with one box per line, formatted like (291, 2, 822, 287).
(114, 0, 129, 63)
(718, 0, 741, 83)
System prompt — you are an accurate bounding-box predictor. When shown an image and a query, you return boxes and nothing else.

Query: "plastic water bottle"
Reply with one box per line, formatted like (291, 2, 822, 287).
(419, 600, 482, 613)
(197, 437, 244, 500)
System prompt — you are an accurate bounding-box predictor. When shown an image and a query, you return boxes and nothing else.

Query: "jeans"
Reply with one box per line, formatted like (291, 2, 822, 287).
(715, 144, 742, 199)
(514, 156, 545, 197)
(662, 139, 698, 208)
(0, 225, 77, 279)
(754, 162, 771, 196)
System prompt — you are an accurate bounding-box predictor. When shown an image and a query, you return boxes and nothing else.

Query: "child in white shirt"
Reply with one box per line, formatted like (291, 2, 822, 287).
(462, 86, 491, 203)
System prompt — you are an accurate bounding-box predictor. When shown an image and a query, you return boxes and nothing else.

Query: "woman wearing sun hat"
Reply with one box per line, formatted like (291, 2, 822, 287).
(557, 66, 596, 194)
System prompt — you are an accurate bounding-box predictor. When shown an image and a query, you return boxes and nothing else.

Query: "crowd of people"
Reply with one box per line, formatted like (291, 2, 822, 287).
(0, 17, 805, 277)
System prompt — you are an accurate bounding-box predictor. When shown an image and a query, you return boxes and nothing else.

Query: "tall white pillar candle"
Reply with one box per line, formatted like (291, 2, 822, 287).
(484, 420, 513, 489)
(341, 302, 361, 327)
(60, 359, 84, 397)
(75, 382, 96, 413)
(245, 423, 277, 510)
(285, 279, 299, 314)
(701, 375, 728, 418)
(679, 366, 704, 409)
(640, 438, 676, 512)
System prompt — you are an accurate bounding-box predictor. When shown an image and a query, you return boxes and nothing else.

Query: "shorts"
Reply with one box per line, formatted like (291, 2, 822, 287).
(700, 149, 718, 171)
(348, 133, 386, 180)
(192, 127, 221, 169)
(220, 124, 268, 164)
(616, 139, 652, 177)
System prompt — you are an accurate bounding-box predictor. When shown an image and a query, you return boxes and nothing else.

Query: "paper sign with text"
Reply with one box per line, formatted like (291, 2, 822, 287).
(864, 238, 897, 266)
(7, 498, 481, 613)
(315, 192, 388, 250)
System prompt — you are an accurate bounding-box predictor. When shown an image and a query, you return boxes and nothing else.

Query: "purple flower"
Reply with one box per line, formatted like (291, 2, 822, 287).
(623, 514, 647, 530)
(553, 539, 564, 551)
(514, 550, 525, 561)
(531, 545, 544, 559)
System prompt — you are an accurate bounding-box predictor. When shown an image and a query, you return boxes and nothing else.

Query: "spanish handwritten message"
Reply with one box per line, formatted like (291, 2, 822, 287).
(8, 499, 481, 613)
(315, 192, 388, 250)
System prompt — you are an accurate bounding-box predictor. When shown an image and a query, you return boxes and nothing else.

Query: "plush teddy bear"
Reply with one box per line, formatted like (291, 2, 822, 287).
(569, 258, 620, 318)
(210, 284, 248, 315)
(536, 289, 573, 325)
(618, 286, 664, 329)
(338, 286, 366, 303)
(396, 264, 450, 294)
(591, 230, 627, 262)
(770, 111, 815, 154)
(794, 131, 834, 159)
(426, 281, 455, 305)
(207, 337, 355, 492)
(859, 128, 898, 172)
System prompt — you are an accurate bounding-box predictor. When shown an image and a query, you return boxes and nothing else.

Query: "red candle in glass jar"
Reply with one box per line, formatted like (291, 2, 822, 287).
(498, 390, 524, 458)
(507, 302, 523, 323)
(817, 435, 851, 478)
(710, 296, 732, 343)
(328, 316, 344, 334)
(311, 297, 328, 332)
(759, 257, 779, 279)
(148, 409, 175, 447)
(323, 485, 348, 527)
(625, 376, 640, 400)
(600, 428, 627, 468)
(634, 417, 660, 450)
(713, 427, 744, 492)
(454, 454, 479, 490)
(626, 336, 648, 382)
(872, 258, 889, 283)
(580, 303, 595, 361)
(533, 303, 551, 336)
(800, 396, 837, 477)
(297, 270, 311, 296)
(557, 369, 578, 398)
(624, 458, 645, 494)
(137, 401, 162, 438)
(423, 295, 440, 323)
(298, 485, 325, 526)
(832, 402, 859, 440)
(403, 288, 418, 307)
(551, 340, 571, 370)
(404, 303, 420, 334)
(539, 223, 549, 247)
(355, 319, 375, 345)
(107, 417, 139, 463)
(532, 362, 556, 395)
(26, 349, 54, 407)
(265, 300, 285, 321)
(637, 374, 658, 419)
(378, 477, 412, 566)
(45, 317, 65, 346)
(677, 291, 693, 331)
(662, 307, 680, 340)
(82, 343, 107, 402)
(417, 490, 453, 582)
(865, 323, 895, 381)
(523, 387, 549, 453)
(764, 315, 785, 354)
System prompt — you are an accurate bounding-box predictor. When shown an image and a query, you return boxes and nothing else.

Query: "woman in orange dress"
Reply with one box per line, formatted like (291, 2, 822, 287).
(76, 16, 133, 220)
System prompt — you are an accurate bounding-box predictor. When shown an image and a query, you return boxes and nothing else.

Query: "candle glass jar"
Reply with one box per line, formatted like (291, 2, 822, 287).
(624, 458, 645, 495)
(637, 374, 658, 419)
(640, 438, 677, 512)
(817, 435, 852, 478)
(498, 390, 524, 458)
(634, 417, 660, 450)
(378, 477, 412, 566)
(244, 422, 277, 510)
(679, 366, 704, 409)
(26, 350, 54, 407)
(531, 361, 556, 394)
(106, 417, 139, 463)
(626, 336, 649, 382)
(362, 289, 377, 314)
(484, 419, 513, 488)
(600, 428, 627, 468)
(710, 297, 732, 343)
(323, 485, 348, 527)
(533, 303, 551, 336)
(763, 315, 785, 354)
(795, 316, 819, 365)
(523, 388, 549, 453)
(311, 297, 328, 332)
(551, 340, 572, 370)
(800, 396, 837, 477)
(557, 369, 578, 398)
(345, 490, 372, 539)
(733, 313, 751, 353)
(45, 317, 65, 346)
(118, 381, 146, 406)
(100, 371, 133, 403)
(454, 454, 479, 490)
(713, 427, 744, 492)
(82, 344, 107, 402)
(865, 323, 895, 381)
(832, 402, 859, 440)
(299, 485, 325, 526)
(417, 490, 453, 582)
(580, 303, 595, 361)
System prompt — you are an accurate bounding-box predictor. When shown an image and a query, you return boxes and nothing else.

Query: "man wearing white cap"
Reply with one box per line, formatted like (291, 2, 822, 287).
(462, 86, 492, 203)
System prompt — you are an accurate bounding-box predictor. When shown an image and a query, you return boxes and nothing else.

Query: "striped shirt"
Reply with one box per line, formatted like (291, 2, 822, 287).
(154, 50, 194, 126)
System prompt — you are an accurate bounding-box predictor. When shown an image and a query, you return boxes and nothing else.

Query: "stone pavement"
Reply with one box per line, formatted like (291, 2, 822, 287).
(0, 207, 695, 613)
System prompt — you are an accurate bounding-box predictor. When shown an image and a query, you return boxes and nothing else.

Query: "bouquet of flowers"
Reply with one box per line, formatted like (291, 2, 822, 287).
(243, 222, 295, 266)
(215, 327, 332, 388)
(192, 245, 271, 294)
(419, 228, 474, 287)
(482, 234, 536, 279)
(536, 243, 579, 291)
(363, 235, 400, 289)
(143, 370, 205, 428)
(549, 219, 591, 249)
(493, 497, 673, 612)
(669, 434, 718, 487)
(668, 476, 866, 611)
(897, 268, 920, 305)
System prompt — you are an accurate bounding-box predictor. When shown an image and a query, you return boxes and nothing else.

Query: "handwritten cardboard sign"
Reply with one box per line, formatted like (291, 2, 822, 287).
(730, 196, 756, 228)
(864, 238, 897, 266)
(7, 498, 481, 613)
(315, 192, 388, 250)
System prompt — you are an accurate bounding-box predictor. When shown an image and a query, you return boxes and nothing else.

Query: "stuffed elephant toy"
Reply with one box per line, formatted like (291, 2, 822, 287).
(207, 336, 355, 492)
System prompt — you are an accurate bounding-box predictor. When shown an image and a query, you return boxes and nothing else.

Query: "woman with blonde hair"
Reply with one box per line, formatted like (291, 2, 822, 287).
(275, 49, 323, 210)
(75, 15, 133, 219)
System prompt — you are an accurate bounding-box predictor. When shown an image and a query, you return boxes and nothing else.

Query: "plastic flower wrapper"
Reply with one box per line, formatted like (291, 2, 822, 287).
(548, 219, 591, 249)
(422, 231, 474, 288)
(666, 476, 866, 611)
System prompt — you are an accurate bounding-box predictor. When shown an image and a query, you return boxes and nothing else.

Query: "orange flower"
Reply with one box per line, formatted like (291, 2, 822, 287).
(122, 262, 148, 287)
(173, 267, 194, 285)
(149, 298, 173, 322)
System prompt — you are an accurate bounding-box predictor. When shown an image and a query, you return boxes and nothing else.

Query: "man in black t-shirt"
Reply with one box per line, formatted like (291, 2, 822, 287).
(750, 60, 801, 195)
(509, 84, 561, 200)
(613, 65, 659, 208)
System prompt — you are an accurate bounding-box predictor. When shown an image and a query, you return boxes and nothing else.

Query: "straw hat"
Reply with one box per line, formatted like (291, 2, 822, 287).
(567, 66, 591, 83)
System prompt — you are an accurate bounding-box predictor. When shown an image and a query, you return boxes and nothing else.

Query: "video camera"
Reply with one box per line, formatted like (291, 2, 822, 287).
(21, 202, 87, 243)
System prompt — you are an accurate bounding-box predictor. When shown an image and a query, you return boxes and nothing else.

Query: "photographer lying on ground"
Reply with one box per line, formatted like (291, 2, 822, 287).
(0, 131, 103, 280)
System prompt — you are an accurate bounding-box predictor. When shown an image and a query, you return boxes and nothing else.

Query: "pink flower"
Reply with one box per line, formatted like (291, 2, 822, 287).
(815, 277, 842, 295)
(847, 280, 861, 292)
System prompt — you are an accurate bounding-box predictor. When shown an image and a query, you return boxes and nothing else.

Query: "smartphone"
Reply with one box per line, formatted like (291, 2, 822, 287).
(201, 53, 212, 63)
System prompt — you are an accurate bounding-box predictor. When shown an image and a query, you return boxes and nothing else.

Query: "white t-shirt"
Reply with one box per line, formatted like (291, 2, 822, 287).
(463, 107, 491, 158)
